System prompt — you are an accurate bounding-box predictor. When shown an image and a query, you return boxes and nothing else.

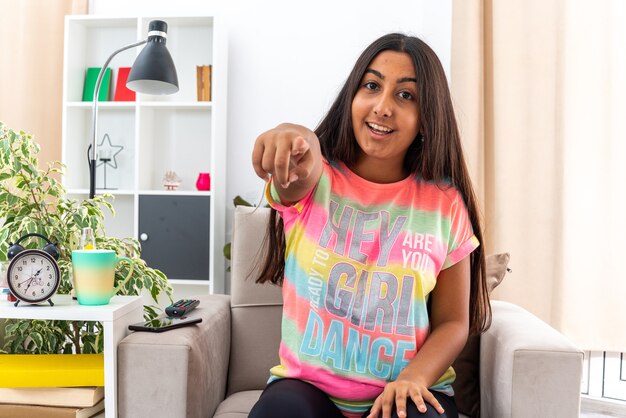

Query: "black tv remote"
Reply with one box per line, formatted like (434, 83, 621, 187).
(165, 299, 200, 317)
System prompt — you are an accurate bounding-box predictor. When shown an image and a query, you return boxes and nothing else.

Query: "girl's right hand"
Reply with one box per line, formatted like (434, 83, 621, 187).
(252, 123, 322, 202)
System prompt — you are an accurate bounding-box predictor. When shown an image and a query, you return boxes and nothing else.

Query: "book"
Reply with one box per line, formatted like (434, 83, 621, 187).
(113, 67, 135, 101)
(203, 65, 212, 101)
(0, 398, 104, 418)
(0, 386, 104, 408)
(0, 354, 104, 388)
(196, 65, 203, 101)
(196, 65, 212, 101)
(82, 68, 111, 102)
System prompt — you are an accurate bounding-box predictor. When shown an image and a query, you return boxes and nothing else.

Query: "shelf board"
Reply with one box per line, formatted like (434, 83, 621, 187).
(142, 16, 214, 27)
(67, 189, 136, 196)
(0, 295, 143, 321)
(67, 102, 135, 109)
(168, 279, 211, 286)
(66, 102, 212, 110)
(66, 16, 137, 29)
(139, 101, 212, 109)
(66, 189, 211, 197)
(137, 190, 211, 196)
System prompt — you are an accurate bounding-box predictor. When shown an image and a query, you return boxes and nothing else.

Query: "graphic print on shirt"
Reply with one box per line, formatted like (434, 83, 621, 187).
(266, 160, 479, 413)
(298, 198, 436, 381)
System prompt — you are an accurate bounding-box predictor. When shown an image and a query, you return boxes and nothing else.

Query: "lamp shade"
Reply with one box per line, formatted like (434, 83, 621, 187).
(127, 20, 179, 95)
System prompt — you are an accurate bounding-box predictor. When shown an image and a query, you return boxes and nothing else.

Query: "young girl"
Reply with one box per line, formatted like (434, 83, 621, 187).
(249, 33, 490, 418)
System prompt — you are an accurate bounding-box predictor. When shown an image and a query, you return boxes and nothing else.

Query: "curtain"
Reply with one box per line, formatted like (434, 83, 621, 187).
(0, 0, 87, 167)
(452, 0, 626, 351)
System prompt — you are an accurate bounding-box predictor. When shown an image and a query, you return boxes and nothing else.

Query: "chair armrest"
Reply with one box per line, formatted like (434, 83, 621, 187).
(118, 294, 231, 418)
(480, 300, 583, 418)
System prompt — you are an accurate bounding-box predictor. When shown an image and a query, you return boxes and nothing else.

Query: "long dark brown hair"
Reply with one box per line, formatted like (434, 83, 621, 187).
(256, 33, 491, 335)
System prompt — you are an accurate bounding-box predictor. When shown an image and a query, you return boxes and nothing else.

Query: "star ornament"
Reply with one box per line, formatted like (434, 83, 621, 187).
(96, 133, 124, 169)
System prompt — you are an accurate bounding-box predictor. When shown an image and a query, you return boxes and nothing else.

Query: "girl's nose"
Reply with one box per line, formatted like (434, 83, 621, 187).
(373, 94, 393, 118)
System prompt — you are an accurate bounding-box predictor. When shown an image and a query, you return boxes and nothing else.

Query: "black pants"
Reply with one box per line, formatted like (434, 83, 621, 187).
(248, 378, 458, 418)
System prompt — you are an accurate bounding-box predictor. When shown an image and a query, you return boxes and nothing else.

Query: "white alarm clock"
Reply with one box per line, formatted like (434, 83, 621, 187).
(6, 233, 61, 307)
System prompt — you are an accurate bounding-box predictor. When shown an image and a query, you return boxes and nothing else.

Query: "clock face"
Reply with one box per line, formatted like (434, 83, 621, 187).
(7, 249, 60, 303)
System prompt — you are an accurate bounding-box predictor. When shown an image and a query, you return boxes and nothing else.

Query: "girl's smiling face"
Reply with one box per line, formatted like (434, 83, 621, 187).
(350, 50, 420, 183)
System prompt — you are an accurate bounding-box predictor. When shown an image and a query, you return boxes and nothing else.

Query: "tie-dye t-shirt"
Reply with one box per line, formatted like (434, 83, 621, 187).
(265, 160, 479, 417)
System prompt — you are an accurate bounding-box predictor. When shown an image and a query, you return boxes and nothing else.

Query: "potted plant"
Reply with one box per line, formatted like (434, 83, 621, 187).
(0, 121, 173, 354)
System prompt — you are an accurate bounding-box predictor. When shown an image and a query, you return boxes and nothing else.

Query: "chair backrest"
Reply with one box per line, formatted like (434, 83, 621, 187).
(227, 206, 283, 396)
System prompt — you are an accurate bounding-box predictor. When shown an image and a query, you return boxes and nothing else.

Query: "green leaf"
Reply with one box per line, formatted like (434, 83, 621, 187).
(102, 200, 115, 215)
(143, 305, 158, 318)
(0, 229, 9, 246)
(18, 321, 30, 332)
(143, 276, 153, 292)
(233, 195, 253, 207)
(5, 322, 18, 335)
(48, 334, 58, 351)
(30, 332, 44, 349)
(11, 335, 25, 353)
(6, 194, 18, 205)
(16, 205, 32, 218)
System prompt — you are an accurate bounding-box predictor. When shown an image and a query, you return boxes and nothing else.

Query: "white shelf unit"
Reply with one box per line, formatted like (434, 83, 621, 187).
(61, 15, 227, 294)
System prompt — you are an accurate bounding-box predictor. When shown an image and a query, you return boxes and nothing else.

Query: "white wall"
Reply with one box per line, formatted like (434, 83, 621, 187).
(89, 0, 452, 261)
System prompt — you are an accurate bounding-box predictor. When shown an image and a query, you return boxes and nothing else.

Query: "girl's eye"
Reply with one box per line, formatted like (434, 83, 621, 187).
(399, 91, 414, 100)
(364, 81, 378, 90)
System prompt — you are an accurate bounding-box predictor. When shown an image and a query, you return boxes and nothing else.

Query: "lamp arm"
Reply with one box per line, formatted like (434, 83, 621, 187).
(89, 39, 147, 199)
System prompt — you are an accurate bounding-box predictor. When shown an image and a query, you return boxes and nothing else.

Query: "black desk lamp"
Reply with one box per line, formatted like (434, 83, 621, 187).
(89, 20, 179, 199)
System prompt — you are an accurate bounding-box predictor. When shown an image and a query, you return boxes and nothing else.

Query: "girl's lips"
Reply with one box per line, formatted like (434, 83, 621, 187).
(367, 121, 393, 133)
(366, 122, 394, 139)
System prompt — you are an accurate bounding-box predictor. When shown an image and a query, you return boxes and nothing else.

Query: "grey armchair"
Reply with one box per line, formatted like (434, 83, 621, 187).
(118, 206, 583, 418)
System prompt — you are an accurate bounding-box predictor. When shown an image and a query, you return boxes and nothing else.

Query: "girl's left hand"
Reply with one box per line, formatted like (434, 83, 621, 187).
(366, 378, 445, 418)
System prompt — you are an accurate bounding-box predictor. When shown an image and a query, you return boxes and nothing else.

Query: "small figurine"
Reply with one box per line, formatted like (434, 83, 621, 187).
(163, 170, 182, 191)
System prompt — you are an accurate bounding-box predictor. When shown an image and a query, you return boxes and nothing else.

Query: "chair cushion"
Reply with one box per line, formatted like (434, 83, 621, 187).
(227, 305, 282, 396)
(231, 206, 282, 308)
(228, 207, 284, 396)
(452, 253, 510, 418)
(214, 390, 263, 418)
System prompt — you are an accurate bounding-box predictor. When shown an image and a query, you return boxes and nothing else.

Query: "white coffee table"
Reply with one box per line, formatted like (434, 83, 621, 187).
(0, 294, 144, 418)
